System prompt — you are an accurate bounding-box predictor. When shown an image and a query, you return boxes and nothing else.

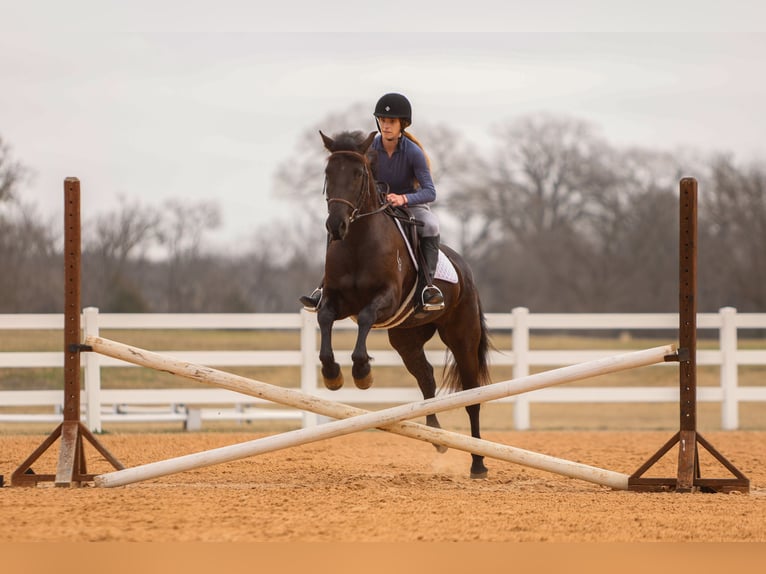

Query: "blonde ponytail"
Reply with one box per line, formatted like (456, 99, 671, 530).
(402, 130, 431, 169)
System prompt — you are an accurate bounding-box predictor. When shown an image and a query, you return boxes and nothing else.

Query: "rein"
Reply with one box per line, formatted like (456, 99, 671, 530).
(325, 150, 389, 223)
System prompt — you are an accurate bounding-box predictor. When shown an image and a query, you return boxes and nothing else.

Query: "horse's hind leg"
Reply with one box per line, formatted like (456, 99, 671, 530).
(387, 325, 447, 453)
(437, 320, 489, 479)
(464, 403, 487, 478)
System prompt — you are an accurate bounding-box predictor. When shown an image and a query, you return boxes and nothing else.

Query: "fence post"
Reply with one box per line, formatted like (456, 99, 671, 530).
(719, 306, 738, 430)
(300, 309, 319, 428)
(82, 306, 102, 432)
(512, 307, 531, 430)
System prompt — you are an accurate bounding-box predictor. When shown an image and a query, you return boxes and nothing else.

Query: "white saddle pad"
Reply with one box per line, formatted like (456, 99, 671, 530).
(435, 251, 458, 284)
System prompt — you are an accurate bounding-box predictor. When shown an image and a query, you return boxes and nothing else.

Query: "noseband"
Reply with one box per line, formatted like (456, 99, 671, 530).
(325, 150, 389, 223)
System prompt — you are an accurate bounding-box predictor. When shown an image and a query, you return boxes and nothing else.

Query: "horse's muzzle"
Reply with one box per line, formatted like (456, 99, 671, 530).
(325, 214, 349, 241)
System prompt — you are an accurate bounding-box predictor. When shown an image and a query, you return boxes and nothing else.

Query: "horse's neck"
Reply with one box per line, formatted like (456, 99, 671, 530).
(334, 212, 407, 263)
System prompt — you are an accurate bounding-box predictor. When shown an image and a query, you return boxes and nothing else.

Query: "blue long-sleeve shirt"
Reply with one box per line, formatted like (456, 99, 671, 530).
(371, 134, 436, 206)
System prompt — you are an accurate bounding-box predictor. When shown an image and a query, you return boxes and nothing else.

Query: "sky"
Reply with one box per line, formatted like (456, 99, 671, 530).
(2, 1, 765, 248)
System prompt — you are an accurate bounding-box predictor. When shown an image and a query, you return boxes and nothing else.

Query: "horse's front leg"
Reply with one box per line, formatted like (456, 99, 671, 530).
(317, 303, 343, 390)
(350, 303, 383, 390)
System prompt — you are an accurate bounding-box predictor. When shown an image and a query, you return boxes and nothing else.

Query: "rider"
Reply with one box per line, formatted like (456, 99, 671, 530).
(300, 92, 446, 312)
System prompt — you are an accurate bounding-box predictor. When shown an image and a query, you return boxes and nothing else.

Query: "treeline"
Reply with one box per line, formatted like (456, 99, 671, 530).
(1, 111, 764, 315)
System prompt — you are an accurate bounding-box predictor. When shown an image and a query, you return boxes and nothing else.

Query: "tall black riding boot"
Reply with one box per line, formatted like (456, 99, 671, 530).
(420, 235, 445, 311)
(299, 286, 323, 311)
(299, 235, 329, 312)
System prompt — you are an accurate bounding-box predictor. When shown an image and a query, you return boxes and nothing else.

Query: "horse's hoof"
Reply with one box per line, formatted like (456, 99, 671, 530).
(353, 373, 373, 389)
(323, 372, 344, 390)
(470, 469, 489, 479)
(433, 443, 448, 454)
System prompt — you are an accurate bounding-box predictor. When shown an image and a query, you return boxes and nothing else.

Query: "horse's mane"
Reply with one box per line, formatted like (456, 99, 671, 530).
(330, 130, 368, 152)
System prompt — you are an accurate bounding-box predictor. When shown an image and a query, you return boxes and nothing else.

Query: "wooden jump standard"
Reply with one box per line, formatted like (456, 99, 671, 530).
(90, 336, 673, 488)
(11, 179, 123, 487)
(627, 178, 749, 493)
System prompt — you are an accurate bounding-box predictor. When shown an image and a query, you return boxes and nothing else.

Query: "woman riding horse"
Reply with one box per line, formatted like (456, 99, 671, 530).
(306, 120, 493, 479)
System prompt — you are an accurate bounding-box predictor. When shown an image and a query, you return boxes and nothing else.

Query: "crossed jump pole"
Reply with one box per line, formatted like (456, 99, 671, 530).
(88, 336, 674, 488)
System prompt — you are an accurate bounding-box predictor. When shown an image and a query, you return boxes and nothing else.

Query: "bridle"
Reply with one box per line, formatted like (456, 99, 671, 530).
(324, 150, 389, 223)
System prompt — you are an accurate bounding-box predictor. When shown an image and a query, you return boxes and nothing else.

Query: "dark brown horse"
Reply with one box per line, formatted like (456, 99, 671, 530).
(316, 129, 492, 478)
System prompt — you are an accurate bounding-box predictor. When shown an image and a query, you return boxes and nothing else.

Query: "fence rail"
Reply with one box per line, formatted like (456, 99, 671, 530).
(1, 306, 765, 431)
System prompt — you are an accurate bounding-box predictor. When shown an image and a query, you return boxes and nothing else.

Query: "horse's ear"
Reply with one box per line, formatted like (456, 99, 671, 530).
(319, 130, 335, 152)
(360, 131, 376, 152)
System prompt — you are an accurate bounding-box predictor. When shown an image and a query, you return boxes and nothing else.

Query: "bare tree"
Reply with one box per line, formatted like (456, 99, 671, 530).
(0, 202, 60, 312)
(452, 113, 620, 242)
(82, 196, 162, 311)
(444, 114, 617, 310)
(0, 136, 28, 204)
(702, 155, 766, 311)
(157, 199, 222, 311)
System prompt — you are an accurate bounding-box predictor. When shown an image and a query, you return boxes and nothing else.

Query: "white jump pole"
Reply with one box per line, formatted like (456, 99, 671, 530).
(89, 336, 674, 489)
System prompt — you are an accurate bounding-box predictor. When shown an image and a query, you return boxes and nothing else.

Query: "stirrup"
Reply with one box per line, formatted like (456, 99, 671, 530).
(299, 288, 322, 312)
(421, 285, 445, 311)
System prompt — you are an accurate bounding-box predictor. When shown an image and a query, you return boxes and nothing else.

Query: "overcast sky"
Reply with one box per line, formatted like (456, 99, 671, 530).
(2, 2, 765, 247)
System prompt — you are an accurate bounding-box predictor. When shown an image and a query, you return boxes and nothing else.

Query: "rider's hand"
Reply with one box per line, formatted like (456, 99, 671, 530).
(386, 193, 407, 207)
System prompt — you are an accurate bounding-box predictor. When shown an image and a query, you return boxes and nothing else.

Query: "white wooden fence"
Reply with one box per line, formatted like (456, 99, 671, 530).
(1, 307, 765, 431)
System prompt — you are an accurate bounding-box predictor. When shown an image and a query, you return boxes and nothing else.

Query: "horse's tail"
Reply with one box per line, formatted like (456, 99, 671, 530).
(442, 300, 493, 393)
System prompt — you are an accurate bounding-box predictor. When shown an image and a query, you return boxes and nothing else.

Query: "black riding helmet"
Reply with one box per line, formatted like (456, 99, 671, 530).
(374, 93, 412, 129)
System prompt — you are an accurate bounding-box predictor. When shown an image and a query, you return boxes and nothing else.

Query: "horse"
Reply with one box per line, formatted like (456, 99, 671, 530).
(315, 129, 492, 478)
